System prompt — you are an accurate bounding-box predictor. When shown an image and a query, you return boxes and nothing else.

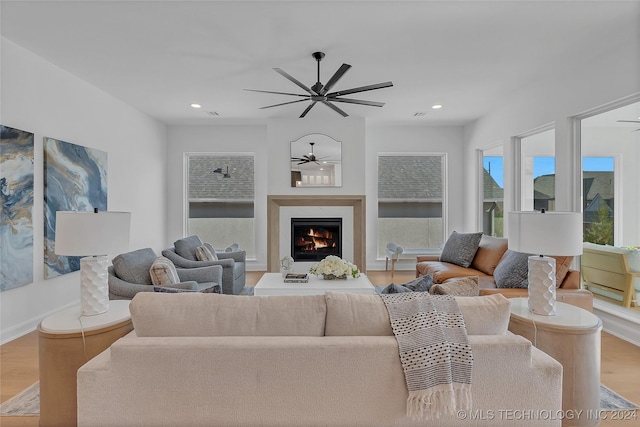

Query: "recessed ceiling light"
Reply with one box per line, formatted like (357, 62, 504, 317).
(432, 104, 443, 110)
(190, 103, 202, 109)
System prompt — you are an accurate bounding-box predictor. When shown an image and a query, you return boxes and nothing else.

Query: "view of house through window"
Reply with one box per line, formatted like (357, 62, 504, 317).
(377, 155, 446, 256)
(482, 148, 504, 237)
(581, 157, 615, 245)
(186, 154, 255, 258)
(520, 128, 556, 211)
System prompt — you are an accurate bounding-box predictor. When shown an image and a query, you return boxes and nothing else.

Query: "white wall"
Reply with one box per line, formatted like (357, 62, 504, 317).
(0, 38, 167, 343)
(463, 38, 640, 233)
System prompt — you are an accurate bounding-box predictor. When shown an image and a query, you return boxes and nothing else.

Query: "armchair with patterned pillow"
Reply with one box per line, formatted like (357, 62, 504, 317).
(108, 247, 222, 299)
(162, 235, 247, 295)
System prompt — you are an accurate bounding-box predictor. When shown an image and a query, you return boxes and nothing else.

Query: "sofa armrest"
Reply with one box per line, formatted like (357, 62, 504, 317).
(217, 250, 246, 263)
(416, 254, 440, 263)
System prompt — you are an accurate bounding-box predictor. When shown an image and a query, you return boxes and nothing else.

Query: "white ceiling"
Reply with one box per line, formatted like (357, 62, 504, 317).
(1, 1, 639, 125)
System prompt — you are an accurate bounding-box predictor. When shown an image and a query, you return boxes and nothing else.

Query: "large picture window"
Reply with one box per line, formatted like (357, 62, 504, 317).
(377, 154, 446, 256)
(186, 154, 255, 258)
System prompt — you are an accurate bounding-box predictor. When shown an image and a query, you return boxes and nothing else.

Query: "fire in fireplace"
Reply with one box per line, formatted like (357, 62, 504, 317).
(291, 218, 342, 261)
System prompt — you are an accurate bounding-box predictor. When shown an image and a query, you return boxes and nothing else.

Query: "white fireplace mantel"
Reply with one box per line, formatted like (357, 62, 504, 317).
(267, 195, 366, 272)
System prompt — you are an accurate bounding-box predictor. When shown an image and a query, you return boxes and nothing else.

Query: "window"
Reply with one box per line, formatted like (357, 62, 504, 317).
(520, 128, 556, 211)
(482, 150, 504, 237)
(377, 154, 446, 256)
(581, 157, 614, 245)
(186, 154, 255, 258)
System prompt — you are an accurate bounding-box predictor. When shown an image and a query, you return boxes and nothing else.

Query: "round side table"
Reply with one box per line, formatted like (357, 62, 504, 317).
(38, 300, 133, 427)
(509, 298, 602, 427)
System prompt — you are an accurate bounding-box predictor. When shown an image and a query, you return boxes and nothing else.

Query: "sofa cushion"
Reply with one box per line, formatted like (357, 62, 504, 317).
(471, 235, 508, 275)
(379, 274, 433, 294)
(455, 293, 511, 335)
(439, 231, 483, 268)
(112, 248, 157, 285)
(173, 235, 204, 261)
(494, 250, 531, 289)
(149, 256, 180, 286)
(379, 283, 413, 294)
(131, 293, 327, 337)
(324, 292, 510, 336)
(416, 261, 489, 284)
(325, 292, 393, 336)
(430, 276, 479, 296)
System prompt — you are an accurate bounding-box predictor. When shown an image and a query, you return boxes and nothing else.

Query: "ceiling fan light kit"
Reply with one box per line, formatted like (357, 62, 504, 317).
(246, 51, 393, 118)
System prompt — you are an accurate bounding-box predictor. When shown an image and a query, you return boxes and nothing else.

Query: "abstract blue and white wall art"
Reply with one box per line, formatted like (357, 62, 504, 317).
(43, 137, 107, 278)
(1, 126, 35, 291)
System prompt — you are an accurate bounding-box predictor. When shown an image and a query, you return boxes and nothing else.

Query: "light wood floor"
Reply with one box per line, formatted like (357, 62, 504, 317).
(2, 270, 639, 427)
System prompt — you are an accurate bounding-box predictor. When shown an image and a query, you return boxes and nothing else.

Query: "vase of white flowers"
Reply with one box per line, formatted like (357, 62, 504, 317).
(309, 255, 360, 279)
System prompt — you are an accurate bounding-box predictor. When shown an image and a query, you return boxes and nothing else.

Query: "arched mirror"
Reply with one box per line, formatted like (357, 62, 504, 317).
(290, 133, 342, 187)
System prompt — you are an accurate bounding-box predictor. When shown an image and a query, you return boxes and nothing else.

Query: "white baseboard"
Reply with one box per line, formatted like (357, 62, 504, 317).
(0, 301, 79, 345)
(593, 299, 640, 347)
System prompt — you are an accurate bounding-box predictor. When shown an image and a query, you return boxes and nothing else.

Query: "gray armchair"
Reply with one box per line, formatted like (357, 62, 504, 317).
(108, 247, 222, 300)
(161, 235, 247, 295)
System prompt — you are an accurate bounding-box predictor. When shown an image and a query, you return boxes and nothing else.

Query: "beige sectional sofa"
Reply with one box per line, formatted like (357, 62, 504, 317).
(416, 234, 593, 311)
(78, 292, 562, 426)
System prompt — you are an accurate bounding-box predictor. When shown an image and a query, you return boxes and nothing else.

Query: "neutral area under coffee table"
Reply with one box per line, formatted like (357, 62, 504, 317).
(254, 272, 375, 296)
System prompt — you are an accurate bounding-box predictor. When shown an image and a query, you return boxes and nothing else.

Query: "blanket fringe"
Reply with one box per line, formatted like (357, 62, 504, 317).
(407, 384, 472, 421)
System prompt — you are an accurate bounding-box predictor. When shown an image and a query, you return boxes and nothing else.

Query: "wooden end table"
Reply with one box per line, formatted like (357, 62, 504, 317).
(38, 300, 133, 427)
(508, 298, 602, 427)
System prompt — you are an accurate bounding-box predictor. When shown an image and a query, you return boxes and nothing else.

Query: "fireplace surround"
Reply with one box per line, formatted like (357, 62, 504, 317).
(267, 195, 366, 272)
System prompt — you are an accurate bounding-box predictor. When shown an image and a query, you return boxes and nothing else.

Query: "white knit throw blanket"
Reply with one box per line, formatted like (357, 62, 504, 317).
(380, 292, 473, 421)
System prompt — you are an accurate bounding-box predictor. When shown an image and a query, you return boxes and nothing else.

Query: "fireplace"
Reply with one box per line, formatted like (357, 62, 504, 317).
(291, 218, 342, 261)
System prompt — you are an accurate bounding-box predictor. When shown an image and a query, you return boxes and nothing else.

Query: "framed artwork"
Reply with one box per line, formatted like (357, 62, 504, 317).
(1, 125, 35, 291)
(290, 133, 342, 187)
(43, 137, 107, 278)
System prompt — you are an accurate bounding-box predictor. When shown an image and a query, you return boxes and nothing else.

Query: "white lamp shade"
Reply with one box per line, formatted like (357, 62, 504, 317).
(508, 211, 583, 256)
(55, 211, 131, 256)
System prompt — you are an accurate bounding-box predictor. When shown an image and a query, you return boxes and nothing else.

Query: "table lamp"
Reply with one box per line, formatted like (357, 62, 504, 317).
(508, 210, 582, 315)
(54, 210, 131, 316)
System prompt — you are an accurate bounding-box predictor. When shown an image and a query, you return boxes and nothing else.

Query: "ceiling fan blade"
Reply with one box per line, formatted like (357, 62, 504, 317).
(617, 120, 640, 123)
(329, 98, 385, 107)
(300, 101, 317, 118)
(274, 68, 315, 95)
(320, 63, 352, 95)
(244, 89, 309, 98)
(321, 100, 349, 117)
(259, 99, 308, 109)
(327, 81, 393, 97)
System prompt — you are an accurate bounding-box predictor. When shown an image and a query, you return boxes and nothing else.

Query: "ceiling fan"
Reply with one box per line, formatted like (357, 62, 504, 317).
(213, 166, 231, 178)
(291, 142, 329, 165)
(245, 51, 393, 118)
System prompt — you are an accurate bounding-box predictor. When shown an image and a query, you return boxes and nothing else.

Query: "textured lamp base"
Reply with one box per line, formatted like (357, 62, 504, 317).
(80, 256, 110, 316)
(528, 255, 557, 316)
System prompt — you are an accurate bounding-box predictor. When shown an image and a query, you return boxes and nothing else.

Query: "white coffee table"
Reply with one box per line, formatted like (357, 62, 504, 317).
(254, 272, 375, 296)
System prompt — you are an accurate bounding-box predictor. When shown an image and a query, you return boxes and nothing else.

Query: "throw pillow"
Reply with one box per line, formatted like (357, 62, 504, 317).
(379, 283, 413, 294)
(195, 244, 218, 261)
(149, 256, 180, 286)
(551, 255, 573, 287)
(493, 250, 531, 289)
(430, 276, 479, 296)
(401, 274, 433, 292)
(439, 231, 483, 268)
(153, 285, 221, 294)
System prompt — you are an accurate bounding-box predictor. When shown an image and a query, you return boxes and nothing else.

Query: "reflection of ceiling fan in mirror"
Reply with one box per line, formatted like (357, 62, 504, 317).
(291, 142, 330, 165)
(616, 120, 640, 132)
(246, 51, 393, 118)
